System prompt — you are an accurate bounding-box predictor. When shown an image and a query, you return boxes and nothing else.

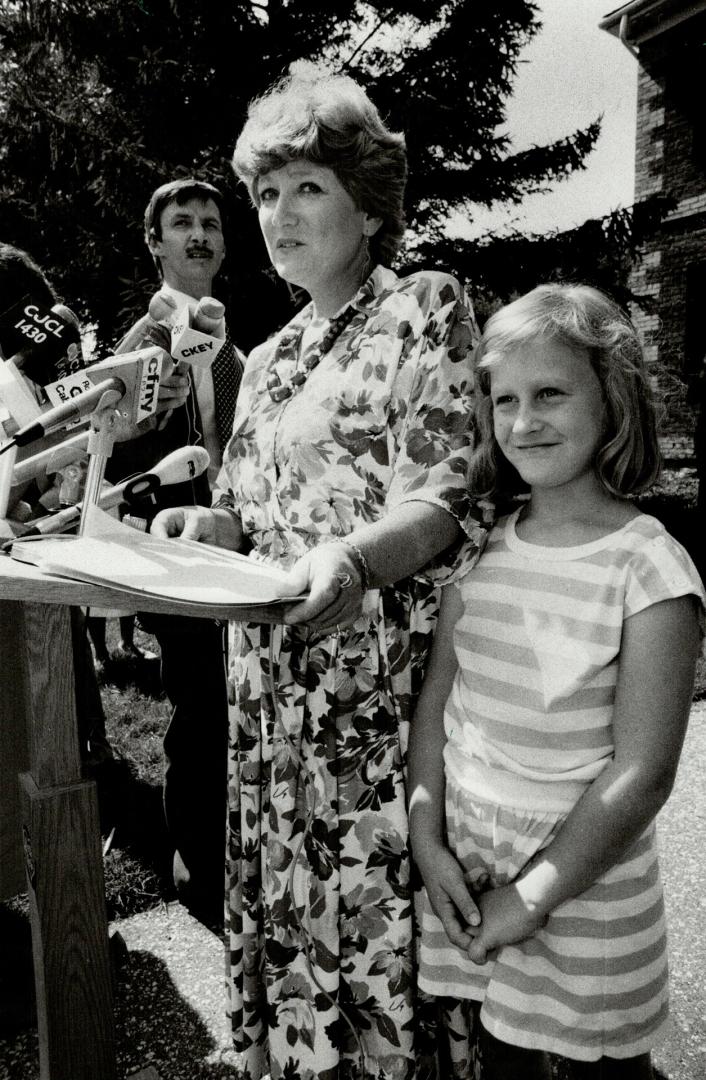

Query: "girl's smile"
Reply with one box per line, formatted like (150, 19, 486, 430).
(491, 336, 606, 495)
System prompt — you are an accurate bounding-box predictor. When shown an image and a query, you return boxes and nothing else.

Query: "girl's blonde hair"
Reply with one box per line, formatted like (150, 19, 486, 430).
(232, 64, 407, 267)
(470, 284, 661, 499)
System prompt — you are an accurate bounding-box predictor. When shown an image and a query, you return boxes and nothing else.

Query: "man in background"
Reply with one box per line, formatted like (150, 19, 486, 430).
(108, 179, 243, 925)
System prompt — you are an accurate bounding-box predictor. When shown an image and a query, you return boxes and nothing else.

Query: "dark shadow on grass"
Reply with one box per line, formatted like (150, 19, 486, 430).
(85, 756, 176, 919)
(114, 949, 241, 1080)
(0, 945, 240, 1080)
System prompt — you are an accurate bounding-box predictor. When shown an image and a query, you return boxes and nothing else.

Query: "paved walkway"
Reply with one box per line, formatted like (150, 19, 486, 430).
(652, 701, 706, 1080)
(111, 905, 238, 1080)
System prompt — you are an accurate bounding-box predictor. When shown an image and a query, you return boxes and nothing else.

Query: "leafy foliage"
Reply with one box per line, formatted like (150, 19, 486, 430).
(421, 195, 672, 326)
(0, 0, 612, 350)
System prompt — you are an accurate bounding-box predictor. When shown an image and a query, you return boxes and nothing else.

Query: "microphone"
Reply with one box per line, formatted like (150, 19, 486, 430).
(4, 377, 124, 449)
(7, 445, 210, 539)
(0, 300, 88, 449)
(129, 444, 209, 488)
(0, 345, 164, 453)
(0, 298, 84, 387)
(0, 300, 89, 516)
(149, 292, 225, 371)
(12, 430, 90, 487)
(149, 292, 225, 337)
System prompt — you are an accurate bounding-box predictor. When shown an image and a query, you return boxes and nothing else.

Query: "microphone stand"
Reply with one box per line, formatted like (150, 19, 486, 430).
(0, 444, 18, 521)
(78, 398, 121, 537)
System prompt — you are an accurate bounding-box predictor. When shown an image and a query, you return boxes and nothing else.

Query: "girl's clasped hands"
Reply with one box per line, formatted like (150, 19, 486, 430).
(416, 842, 544, 965)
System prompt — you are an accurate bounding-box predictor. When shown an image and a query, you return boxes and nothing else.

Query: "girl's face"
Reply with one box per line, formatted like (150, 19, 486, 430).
(255, 160, 380, 312)
(490, 336, 605, 495)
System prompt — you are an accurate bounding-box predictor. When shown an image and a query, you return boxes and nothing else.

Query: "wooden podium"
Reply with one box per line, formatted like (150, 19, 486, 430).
(0, 560, 120, 1080)
(0, 553, 290, 1080)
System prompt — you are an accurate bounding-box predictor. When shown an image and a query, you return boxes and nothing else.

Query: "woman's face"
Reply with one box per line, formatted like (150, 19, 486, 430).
(255, 161, 380, 313)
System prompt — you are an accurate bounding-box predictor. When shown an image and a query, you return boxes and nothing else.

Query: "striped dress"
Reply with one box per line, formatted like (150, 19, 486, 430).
(418, 509, 706, 1062)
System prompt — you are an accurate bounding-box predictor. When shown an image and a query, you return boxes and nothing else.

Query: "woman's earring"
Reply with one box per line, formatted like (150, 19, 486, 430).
(359, 234, 373, 284)
(285, 280, 307, 307)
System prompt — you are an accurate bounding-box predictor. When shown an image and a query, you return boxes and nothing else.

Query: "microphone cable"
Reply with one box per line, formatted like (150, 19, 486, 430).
(184, 368, 201, 506)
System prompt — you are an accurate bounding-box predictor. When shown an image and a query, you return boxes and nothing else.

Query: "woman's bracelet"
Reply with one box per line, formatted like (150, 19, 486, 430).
(333, 538, 371, 592)
(215, 504, 241, 529)
(212, 500, 250, 552)
(212, 495, 239, 522)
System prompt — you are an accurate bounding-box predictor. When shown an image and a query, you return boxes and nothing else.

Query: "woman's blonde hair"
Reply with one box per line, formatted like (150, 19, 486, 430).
(232, 64, 407, 266)
(470, 283, 661, 499)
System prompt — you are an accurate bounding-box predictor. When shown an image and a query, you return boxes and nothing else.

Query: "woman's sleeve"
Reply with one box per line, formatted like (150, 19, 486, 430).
(385, 274, 490, 581)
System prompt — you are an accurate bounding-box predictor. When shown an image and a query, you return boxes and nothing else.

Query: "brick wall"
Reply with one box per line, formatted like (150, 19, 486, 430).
(628, 17, 706, 437)
(634, 67, 665, 202)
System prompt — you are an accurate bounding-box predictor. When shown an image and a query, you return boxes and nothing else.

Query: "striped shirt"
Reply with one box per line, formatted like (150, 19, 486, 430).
(443, 509, 706, 813)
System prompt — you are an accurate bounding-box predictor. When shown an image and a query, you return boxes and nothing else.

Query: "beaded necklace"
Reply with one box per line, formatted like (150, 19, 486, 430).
(266, 303, 358, 403)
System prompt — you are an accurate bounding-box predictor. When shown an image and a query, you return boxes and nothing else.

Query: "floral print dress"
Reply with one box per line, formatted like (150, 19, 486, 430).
(214, 266, 486, 1080)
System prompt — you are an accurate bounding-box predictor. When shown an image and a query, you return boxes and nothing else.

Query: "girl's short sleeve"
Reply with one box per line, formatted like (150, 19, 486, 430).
(625, 531, 706, 638)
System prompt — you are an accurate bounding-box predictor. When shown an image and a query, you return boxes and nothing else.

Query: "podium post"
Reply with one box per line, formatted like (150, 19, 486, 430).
(0, 580, 116, 1079)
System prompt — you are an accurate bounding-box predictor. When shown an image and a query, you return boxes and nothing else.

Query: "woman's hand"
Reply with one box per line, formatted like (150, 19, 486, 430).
(151, 505, 243, 549)
(283, 543, 365, 631)
(414, 836, 485, 951)
(151, 498, 245, 548)
(151, 506, 217, 542)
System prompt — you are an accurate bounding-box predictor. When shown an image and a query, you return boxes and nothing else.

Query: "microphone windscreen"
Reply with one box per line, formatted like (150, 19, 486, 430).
(51, 303, 81, 331)
(148, 292, 178, 324)
(194, 297, 225, 335)
(150, 445, 210, 485)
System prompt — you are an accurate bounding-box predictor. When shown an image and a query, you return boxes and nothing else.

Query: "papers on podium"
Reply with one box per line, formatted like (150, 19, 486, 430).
(9, 504, 303, 614)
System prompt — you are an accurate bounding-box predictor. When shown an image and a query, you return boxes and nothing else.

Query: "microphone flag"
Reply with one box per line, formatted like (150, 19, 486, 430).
(0, 295, 84, 386)
(42, 346, 164, 432)
(168, 304, 225, 371)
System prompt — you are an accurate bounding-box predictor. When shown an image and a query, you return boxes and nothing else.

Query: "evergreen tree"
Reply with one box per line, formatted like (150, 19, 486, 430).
(0, 0, 605, 348)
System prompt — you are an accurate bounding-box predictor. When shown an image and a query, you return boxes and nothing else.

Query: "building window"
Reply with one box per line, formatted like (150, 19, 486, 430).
(665, 36, 706, 172)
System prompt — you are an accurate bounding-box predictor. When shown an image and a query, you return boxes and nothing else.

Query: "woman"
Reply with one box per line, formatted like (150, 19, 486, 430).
(153, 67, 486, 1080)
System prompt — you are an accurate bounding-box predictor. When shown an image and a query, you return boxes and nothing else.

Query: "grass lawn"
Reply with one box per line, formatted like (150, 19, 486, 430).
(92, 630, 177, 920)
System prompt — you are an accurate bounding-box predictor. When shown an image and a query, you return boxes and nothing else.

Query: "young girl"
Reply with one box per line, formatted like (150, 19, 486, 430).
(409, 284, 705, 1080)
